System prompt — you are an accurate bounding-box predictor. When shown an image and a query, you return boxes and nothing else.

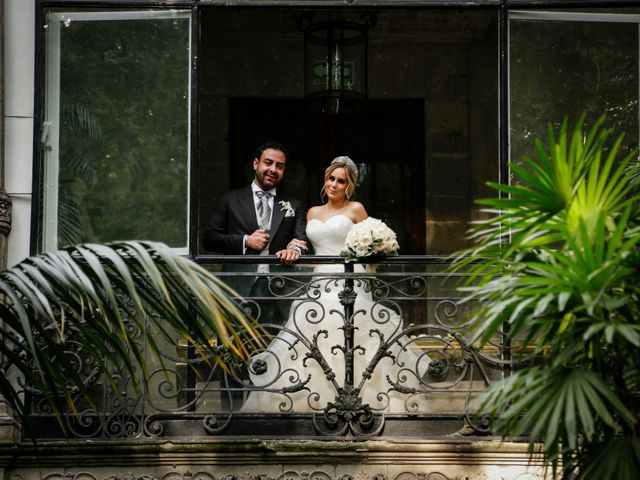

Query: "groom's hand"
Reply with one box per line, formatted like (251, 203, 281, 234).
(246, 229, 270, 252)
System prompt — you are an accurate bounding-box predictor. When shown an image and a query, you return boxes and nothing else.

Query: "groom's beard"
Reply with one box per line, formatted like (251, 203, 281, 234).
(254, 170, 283, 191)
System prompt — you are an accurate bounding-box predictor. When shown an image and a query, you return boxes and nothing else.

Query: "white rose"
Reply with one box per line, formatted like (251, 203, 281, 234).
(343, 218, 399, 259)
(373, 240, 386, 252)
(371, 222, 385, 234)
(357, 231, 373, 246)
(385, 239, 399, 254)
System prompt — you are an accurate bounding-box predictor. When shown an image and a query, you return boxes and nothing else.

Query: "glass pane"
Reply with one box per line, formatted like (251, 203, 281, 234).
(42, 11, 191, 251)
(198, 8, 499, 257)
(510, 14, 639, 163)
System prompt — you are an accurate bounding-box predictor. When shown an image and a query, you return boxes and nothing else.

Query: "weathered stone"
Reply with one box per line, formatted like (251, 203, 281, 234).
(2, 439, 549, 480)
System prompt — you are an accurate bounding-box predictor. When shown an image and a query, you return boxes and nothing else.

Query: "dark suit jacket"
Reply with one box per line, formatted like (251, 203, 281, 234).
(203, 186, 309, 255)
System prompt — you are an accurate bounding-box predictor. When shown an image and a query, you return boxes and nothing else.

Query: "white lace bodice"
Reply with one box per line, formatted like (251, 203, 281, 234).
(306, 214, 354, 255)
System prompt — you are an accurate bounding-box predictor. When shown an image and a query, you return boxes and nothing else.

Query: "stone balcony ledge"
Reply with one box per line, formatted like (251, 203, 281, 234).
(1, 438, 548, 480)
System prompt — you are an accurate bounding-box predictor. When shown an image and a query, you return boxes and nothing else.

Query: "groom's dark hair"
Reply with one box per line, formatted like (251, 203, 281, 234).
(255, 141, 288, 162)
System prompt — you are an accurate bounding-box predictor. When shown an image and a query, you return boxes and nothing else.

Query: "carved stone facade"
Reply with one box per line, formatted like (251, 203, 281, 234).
(8, 471, 545, 480)
(0, 188, 12, 269)
(1, 440, 549, 480)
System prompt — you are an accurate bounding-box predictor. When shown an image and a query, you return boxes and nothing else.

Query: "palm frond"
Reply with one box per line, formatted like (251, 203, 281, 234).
(478, 367, 634, 454)
(0, 240, 265, 435)
(573, 436, 640, 480)
(454, 115, 640, 477)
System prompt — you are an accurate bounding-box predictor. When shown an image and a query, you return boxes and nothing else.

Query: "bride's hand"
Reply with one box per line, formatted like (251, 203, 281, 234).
(276, 247, 300, 264)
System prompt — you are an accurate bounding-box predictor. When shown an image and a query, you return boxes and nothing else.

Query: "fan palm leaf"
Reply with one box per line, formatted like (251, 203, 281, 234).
(0, 240, 265, 435)
(454, 116, 640, 479)
(575, 436, 640, 479)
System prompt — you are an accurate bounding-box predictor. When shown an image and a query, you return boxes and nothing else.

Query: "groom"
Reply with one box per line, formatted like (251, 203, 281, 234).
(203, 141, 309, 324)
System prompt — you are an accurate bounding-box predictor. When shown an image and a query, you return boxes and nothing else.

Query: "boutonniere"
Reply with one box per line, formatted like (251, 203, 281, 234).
(279, 200, 295, 217)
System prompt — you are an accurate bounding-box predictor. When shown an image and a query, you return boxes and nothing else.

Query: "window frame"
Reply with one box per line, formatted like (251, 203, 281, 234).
(40, 8, 193, 255)
(33, 1, 640, 260)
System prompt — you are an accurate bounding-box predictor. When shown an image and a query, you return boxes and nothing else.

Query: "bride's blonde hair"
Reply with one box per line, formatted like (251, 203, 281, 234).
(321, 157, 358, 201)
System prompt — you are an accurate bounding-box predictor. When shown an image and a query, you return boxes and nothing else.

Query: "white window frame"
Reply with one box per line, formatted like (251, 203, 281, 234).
(43, 10, 192, 255)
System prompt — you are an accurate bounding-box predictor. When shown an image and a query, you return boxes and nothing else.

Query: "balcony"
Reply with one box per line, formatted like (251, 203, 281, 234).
(24, 256, 509, 441)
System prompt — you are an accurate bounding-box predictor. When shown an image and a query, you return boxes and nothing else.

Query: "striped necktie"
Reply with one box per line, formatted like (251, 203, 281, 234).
(256, 191, 272, 230)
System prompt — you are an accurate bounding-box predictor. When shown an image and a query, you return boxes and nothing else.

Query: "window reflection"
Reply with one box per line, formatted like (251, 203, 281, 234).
(42, 11, 191, 252)
(510, 13, 640, 167)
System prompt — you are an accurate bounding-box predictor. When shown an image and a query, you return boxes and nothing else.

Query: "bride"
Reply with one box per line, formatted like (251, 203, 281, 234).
(242, 156, 430, 413)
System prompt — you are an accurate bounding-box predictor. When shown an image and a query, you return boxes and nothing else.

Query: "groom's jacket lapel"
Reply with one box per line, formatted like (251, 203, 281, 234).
(270, 193, 285, 236)
(235, 186, 259, 233)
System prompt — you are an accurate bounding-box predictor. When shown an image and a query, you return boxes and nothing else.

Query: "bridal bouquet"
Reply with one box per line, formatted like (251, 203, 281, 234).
(341, 217, 400, 262)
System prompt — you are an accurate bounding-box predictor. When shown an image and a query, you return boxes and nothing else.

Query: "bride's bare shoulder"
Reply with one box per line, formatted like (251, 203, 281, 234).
(307, 205, 323, 221)
(349, 202, 368, 223)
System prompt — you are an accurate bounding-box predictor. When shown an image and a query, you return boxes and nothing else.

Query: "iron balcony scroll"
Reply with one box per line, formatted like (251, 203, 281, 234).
(21, 256, 510, 439)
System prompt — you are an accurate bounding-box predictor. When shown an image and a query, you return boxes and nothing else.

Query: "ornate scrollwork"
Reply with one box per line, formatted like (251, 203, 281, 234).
(313, 385, 384, 436)
(104, 474, 158, 480)
(0, 188, 12, 236)
(203, 412, 233, 434)
(22, 261, 508, 439)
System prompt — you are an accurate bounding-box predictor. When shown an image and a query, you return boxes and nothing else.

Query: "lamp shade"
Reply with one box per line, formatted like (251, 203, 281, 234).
(303, 13, 373, 113)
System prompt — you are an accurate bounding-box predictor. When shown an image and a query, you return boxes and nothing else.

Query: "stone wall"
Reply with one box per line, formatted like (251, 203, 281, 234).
(1, 439, 549, 480)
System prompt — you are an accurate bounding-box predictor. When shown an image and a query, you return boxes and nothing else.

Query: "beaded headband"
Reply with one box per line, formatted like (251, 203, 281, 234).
(331, 156, 358, 181)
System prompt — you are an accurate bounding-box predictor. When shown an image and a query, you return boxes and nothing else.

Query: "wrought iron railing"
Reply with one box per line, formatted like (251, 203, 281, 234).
(25, 256, 509, 440)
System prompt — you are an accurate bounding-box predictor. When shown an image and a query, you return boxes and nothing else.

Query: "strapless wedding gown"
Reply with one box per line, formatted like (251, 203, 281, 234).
(242, 214, 430, 413)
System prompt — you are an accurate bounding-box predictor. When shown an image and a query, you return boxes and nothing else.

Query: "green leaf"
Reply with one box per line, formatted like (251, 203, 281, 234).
(576, 437, 640, 480)
(0, 240, 265, 436)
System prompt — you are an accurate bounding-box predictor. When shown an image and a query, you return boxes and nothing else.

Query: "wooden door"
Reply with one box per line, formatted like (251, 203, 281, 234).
(229, 99, 425, 254)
